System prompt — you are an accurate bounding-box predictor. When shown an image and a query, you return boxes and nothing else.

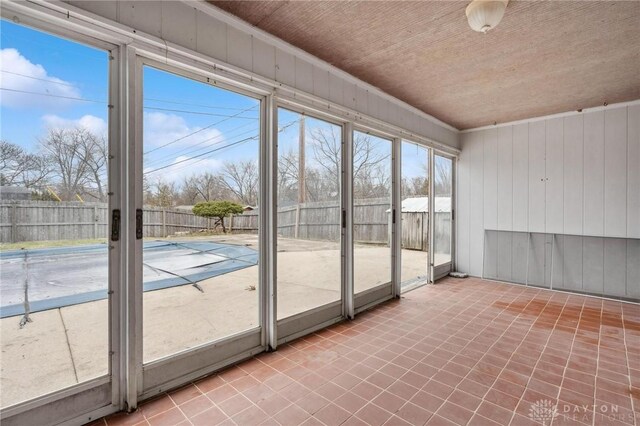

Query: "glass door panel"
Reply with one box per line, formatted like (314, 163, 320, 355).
(400, 141, 430, 290)
(141, 66, 261, 363)
(353, 131, 392, 294)
(0, 21, 112, 408)
(433, 154, 453, 278)
(276, 109, 342, 327)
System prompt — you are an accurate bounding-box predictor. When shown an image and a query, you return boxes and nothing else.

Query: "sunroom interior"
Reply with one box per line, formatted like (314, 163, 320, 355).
(0, 1, 638, 425)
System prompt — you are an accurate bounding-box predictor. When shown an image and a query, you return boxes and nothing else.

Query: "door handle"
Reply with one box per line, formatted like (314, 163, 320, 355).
(111, 209, 120, 242)
(136, 209, 143, 239)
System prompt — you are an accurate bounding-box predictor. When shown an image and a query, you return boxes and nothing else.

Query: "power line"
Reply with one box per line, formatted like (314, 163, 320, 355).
(144, 119, 299, 176)
(144, 104, 258, 155)
(143, 124, 257, 168)
(143, 136, 258, 175)
(0, 70, 79, 88)
(0, 87, 106, 104)
(144, 106, 258, 119)
(145, 97, 256, 111)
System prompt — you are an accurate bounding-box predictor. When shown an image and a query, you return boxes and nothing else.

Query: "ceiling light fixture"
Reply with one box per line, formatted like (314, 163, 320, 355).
(466, 0, 509, 34)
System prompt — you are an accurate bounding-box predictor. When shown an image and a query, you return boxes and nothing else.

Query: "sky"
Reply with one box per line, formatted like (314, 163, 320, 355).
(0, 19, 433, 189)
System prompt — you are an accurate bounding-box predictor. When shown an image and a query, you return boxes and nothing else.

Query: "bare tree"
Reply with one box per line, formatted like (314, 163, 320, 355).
(81, 134, 108, 201)
(277, 149, 299, 204)
(40, 127, 108, 201)
(434, 158, 452, 196)
(219, 160, 258, 206)
(148, 178, 178, 207)
(0, 140, 51, 188)
(352, 133, 390, 199)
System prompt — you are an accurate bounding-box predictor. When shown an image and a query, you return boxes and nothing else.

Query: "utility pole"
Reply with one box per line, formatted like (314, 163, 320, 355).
(298, 115, 306, 204)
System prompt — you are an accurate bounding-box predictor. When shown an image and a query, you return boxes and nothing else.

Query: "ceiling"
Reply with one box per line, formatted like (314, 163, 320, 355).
(210, 1, 640, 130)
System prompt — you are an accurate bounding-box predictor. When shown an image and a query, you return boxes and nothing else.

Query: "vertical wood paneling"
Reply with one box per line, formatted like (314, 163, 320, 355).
(367, 91, 380, 120)
(226, 27, 252, 71)
(528, 121, 546, 233)
(483, 129, 498, 230)
(456, 137, 471, 273)
(252, 38, 275, 80)
(563, 114, 583, 235)
(562, 236, 583, 291)
(627, 105, 640, 238)
(468, 132, 484, 277)
(68, 1, 118, 21)
(196, 10, 227, 62)
(497, 232, 513, 281)
(583, 110, 605, 236)
(627, 240, 640, 298)
(545, 117, 563, 234)
(583, 237, 604, 294)
(162, 2, 196, 51)
(497, 126, 513, 231)
(343, 82, 357, 110)
(294, 57, 313, 94)
(312, 66, 329, 100)
(604, 108, 627, 237)
(275, 48, 295, 86)
(603, 238, 627, 297)
(328, 73, 343, 106)
(512, 123, 529, 232)
(356, 86, 368, 115)
(118, 1, 162, 37)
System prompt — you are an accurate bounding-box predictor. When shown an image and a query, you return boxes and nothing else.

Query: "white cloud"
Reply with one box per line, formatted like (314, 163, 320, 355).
(145, 156, 223, 184)
(143, 111, 224, 149)
(42, 114, 107, 136)
(0, 48, 81, 108)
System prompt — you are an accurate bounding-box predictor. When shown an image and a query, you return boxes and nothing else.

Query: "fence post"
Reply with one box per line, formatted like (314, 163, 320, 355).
(294, 204, 300, 239)
(93, 205, 98, 239)
(229, 214, 234, 233)
(162, 209, 167, 238)
(11, 203, 17, 243)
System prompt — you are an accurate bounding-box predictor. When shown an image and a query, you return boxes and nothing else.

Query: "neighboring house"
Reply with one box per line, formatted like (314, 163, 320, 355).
(0, 186, 31, 201)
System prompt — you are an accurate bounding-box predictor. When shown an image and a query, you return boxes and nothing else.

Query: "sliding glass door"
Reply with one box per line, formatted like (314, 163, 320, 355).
(138, 62, 264, 396)
(431, 153, 454, 280)
(0, 19, 119, 423)
(400, 141, 430, 289)
(352, 130, 394, 309)
(276, 108, 344, 340)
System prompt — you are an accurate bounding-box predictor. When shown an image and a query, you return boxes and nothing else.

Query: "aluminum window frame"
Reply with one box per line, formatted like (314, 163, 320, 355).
(0, 10, 123, 426)
(133, 55, 269, 401)
(273, 103, 350, 342)
(351, 126, 397, 310)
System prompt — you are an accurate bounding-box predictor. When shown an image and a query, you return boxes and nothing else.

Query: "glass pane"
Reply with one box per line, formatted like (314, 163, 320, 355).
(401, 141, 429, 288)
(142, 66, 260, 363)
(0, 21, 110, 407)
(277, 110, 342, 319)
(353, 131, 392, 293)
(434, 155, 453, 266)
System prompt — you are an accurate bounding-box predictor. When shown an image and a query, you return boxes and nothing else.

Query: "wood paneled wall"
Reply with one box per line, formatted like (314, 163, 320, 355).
(456, 103, 640, 299)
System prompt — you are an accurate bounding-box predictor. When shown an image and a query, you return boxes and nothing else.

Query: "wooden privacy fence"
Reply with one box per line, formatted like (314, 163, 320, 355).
(0, 200, 449, 251)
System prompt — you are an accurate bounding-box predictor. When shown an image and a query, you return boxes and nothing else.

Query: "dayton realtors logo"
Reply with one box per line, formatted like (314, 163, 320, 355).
(529, 400, 631, 424)
(529, 400, 558, 425)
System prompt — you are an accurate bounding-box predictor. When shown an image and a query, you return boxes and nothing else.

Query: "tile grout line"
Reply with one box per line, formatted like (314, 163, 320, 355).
(550, 297, 586, 425)
(506, 291, 573, 425)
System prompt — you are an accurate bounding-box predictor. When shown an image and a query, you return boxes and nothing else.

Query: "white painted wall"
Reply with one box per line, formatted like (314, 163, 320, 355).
(61, 0, 459, 149)
(456, 102, 640, 299)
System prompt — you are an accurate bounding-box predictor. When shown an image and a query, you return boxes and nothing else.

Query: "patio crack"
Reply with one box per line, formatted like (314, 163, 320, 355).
(19, 251, 32, 328)
(58, 309, 79, 383)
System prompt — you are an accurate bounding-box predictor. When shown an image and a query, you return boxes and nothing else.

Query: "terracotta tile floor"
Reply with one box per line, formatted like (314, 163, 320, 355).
(99, 277, 640, 426)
